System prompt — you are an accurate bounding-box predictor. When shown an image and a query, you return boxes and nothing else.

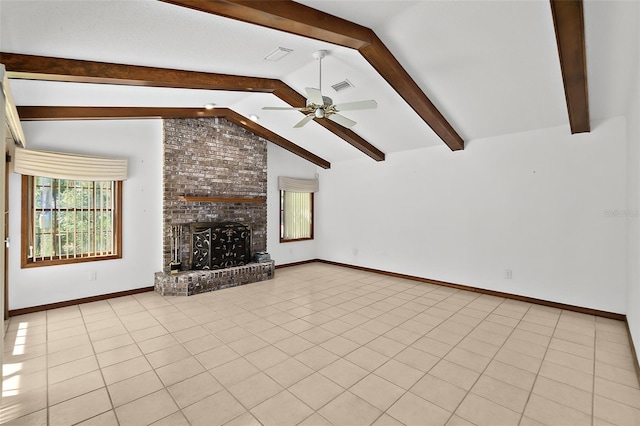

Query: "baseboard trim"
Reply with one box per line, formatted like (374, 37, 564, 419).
(275, 259, 318, 269)
(314, 259, 626, 321)
(8, 286, 154, 317)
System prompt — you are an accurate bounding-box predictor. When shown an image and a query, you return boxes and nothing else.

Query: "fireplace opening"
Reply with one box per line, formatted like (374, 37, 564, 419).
(189, 222, 251, 270)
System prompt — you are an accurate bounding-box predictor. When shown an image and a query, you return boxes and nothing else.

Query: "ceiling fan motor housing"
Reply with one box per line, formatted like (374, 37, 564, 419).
(305, 95, 333, 107)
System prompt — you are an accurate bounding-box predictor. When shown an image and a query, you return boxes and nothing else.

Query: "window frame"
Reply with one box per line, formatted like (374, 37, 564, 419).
(21, 175, 123, 268)
(279, 189, 314, 243)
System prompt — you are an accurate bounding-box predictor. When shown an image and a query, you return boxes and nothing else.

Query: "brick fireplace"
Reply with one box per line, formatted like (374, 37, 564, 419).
(157, 118, 272, 295)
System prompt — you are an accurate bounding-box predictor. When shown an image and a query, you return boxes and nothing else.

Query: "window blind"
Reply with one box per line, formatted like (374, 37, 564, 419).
(14, 147, 128, 181)
(277, 176, 319, 193)
(282, 191, 312, 240)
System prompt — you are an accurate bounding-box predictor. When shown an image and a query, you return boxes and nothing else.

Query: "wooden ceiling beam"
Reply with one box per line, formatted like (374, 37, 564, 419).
(161, 0, 371, 49)
(222, 109, 331, 169)
(0, 52, 276, 92)
(0, 52, 381, 162)
(16, 106, 331, 169)
(550, 0, 590, 133)
(160, 0, 465, 151)
(16, 106, 236, 120)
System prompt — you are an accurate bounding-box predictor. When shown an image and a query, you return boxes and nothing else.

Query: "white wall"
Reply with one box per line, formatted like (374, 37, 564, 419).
(266, 143, 319, 264)
(317, 118, 628, 314)
(8, 120, 163, 310)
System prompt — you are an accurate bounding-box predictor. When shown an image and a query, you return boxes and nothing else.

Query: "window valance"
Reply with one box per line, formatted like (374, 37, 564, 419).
(13, 147, 128, 181)
(278, 176, 319, 193)
(2, 69, 26, 148)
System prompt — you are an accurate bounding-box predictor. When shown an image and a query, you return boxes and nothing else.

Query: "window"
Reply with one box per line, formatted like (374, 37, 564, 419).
(280, 190, 314, 242)
(278, 176, 318, 243)
(21, 175, 122, 267)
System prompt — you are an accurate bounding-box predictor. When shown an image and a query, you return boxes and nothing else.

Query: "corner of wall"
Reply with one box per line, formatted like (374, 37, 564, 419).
(266, 143, 320, 264)
(626, 1, 640, 371)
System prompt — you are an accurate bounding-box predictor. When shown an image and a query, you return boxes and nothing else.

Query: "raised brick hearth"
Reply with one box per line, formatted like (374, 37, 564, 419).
(154, 260, 275, 296)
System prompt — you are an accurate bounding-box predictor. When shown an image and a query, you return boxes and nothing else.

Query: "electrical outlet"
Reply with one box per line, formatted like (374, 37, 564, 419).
(89, 271, 97, 281)
(505, 269, 512, 279)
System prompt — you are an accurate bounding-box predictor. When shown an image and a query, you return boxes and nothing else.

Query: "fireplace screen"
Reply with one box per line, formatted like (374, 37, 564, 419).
(190, 222, 251, 270)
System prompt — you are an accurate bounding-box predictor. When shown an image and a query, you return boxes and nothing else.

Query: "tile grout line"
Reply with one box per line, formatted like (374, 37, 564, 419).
(290, 275, 451, 425)
(315, 278, 472, 423)
(81, 301, 123, 425)
(239, 272, 381, 424)
(366, 289, 485, 426)
(203, 273, 436, 425)
(212, 275, 375, 424)
(161, 283, 318, 424)
(130, 293, 200, 425)
(46, 304, 120, 424)
(289, 289, 436, 424)
(79, 298, 175, 424)
(320, 280, 545, 425)
(380, 288, 487, 423)
(440, 299, 539, 426)
(515, 309, 562, 426)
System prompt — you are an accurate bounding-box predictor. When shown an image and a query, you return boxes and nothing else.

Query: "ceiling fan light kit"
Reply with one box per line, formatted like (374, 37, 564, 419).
(262, 50, 377, 128)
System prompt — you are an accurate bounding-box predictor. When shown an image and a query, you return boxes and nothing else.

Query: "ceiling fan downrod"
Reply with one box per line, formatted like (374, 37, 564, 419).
(313, 50, 327, 94)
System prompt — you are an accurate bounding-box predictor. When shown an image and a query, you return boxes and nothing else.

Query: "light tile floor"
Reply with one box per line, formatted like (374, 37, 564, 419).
(2, 263, 640, 425)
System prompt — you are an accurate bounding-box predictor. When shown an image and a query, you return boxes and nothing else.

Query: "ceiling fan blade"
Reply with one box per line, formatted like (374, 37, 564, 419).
(333, 100, 377, 111)
(305, 87, 324, 105)
(262, 106, 306, 110)
(328, 113, 357, 128)
(294, 113, 315, 128)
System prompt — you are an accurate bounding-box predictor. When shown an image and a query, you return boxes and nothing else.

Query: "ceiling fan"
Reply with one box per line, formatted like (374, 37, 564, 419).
(262, 50, 377, 128)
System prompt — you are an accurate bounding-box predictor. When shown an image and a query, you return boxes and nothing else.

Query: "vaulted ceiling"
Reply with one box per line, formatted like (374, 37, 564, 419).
(1, 0, 637, 168)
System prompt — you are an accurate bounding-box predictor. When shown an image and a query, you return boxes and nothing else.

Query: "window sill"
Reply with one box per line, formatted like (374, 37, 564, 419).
(279, 237, 314, 243)
(21, 254, 122, 268)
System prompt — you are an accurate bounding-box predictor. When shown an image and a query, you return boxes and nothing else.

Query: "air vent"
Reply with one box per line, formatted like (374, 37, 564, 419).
(264, 47, 293, 61)
(331, 79, 354, 92)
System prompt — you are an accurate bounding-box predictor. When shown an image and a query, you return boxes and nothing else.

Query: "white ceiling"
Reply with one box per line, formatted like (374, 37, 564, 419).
(1, 0, 637, 165)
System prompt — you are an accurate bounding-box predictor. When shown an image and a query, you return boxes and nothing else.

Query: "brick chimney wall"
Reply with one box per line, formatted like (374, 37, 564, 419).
(162, 118, 267, 271)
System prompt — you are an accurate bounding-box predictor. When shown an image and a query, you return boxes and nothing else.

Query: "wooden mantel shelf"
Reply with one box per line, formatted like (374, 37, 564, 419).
(179, 195, 266, 204)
